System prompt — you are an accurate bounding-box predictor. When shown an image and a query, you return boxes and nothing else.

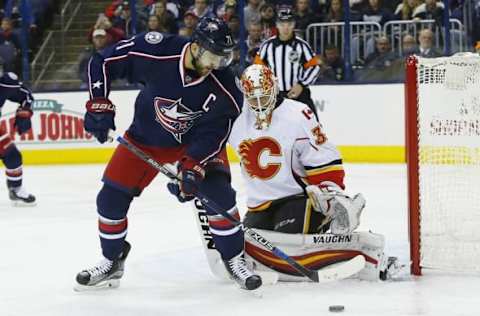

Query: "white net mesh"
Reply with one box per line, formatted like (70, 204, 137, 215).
(416, 53, 480, 273)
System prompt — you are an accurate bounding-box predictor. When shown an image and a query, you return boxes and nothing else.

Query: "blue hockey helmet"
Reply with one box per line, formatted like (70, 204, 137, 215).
(192, 17, 235, 68)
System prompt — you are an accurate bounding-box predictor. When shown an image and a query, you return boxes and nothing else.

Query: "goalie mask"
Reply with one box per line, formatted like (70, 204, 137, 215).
(240, 64, 278, 129)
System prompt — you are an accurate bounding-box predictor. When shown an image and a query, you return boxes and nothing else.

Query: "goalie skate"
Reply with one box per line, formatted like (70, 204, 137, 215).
(74, 241, 131, 292)
(9, 187, 36, 207)
(224, 251, 262, 290)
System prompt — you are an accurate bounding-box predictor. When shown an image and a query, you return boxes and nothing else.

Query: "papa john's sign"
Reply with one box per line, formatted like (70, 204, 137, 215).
(0, 98, 95, 147)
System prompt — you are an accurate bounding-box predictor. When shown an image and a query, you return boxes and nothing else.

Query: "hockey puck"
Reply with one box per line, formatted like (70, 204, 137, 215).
(329, 305, 345, 313)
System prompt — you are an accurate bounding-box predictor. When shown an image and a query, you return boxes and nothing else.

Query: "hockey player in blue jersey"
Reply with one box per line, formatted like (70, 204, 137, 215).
(0, 58, 36, 206)
(75, 17, 262, 291)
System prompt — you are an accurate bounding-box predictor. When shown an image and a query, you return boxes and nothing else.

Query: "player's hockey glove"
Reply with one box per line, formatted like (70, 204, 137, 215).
(167, 180, 195, 203)
(14, 105, 33, 135)
(85, 98, 116, 143)
(178, 156, 205, 196)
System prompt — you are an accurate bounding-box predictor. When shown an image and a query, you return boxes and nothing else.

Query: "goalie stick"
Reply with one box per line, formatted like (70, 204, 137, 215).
(117, 136, 366, 283)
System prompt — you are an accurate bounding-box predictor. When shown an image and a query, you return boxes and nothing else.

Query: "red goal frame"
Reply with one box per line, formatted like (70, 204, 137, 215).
(405, 56, 422, 276)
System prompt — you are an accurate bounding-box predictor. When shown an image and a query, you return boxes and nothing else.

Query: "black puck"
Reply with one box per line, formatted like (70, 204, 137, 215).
(329, 305, 345, 312)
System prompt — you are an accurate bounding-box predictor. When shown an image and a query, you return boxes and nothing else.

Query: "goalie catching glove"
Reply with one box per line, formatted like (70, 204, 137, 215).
(306, 182, 365, 234)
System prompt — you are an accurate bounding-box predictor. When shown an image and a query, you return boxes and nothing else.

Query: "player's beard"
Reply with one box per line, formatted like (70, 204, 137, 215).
(190, 45, 212, 77)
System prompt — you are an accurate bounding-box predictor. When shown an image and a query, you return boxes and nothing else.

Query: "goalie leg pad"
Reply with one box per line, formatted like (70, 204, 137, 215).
(244, 230, 388, 282)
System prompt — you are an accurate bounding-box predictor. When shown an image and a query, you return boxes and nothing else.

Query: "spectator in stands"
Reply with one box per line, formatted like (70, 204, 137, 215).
(401, 34, 418, 57)
(146, 14, 162, 32)
(316, 44, 346, 82)
(325, 0, 344, 22)
(227, 15, 241, 43)
(216, 0, 237, 21)
(311, 0, 330, 22)
(153, 1, 178, 34)
(112, 3, 136, 37)
(394, 0, 423, 20)
(142, 1, 179, 22)
(105, 0, 127, 19)
(361, 0, 393, 25)
(363, 35, 397, 69)
(417, 28, 441, 57)
(78, 29, 109, 88)
(244, 0, 261, 25)
(245, 21, 263, 63)
(412, 0, 444, 22)
(259, 2, 277, 40)
(350, 0, 368, 12)
(0, 18, 20, 51)
(449, 0, 463, 20)
(294, 0, 317, 36)
(90, 14, 125, 45)
(188, 0, 214, 19)
(178, 11, 198, 37)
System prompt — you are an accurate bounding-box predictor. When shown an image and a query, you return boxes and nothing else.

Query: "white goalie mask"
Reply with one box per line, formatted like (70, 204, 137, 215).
(239, 64, 278, 129)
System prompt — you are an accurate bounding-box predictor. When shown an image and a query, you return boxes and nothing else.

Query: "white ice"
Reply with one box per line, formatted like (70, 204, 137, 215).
(0, 164, 478, 316)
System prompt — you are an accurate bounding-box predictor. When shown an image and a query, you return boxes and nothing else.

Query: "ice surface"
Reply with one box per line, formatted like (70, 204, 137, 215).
(0, 164, 479, 316)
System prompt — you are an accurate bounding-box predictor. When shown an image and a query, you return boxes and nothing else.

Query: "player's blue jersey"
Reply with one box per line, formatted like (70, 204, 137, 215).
(87, 31, 243, 164)
(0, 72, 33, 111)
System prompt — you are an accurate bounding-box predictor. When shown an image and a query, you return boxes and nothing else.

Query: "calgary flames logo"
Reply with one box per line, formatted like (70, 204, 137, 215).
(238, 137, 282, 179)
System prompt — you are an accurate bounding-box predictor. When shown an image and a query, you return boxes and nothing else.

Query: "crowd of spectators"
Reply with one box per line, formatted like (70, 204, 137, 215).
(78, 0, 476, 86)
(0, 0, 59, 75)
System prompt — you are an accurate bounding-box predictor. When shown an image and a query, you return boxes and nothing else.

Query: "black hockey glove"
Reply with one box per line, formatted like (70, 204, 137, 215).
(178, 156, 205, 195)
(167, 156, 205, 203)
(84, 98, 116, 143)
(14, 105, 33, 135)
(167, 181, 195, 203)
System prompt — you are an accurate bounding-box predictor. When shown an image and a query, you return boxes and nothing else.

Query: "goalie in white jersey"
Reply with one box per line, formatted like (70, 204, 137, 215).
(227, 64, 401, 281)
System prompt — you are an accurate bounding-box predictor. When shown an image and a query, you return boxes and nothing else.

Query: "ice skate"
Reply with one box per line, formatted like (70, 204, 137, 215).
(223, 251, 262, 290)
(9, 186, 36, 207)
(74, 241, 131, 291)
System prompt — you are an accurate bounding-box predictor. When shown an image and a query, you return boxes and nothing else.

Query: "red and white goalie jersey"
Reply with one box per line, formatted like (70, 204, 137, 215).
(228, 98, 345, 211)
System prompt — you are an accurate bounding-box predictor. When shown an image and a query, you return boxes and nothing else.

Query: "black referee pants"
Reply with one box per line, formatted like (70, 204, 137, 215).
(279, 87, 317, 117)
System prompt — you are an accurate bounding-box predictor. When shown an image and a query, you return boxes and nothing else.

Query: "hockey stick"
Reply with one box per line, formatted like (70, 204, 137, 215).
(117, 136, 365, 283)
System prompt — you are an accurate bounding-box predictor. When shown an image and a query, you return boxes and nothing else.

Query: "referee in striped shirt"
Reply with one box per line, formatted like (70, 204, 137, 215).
(254, 7, 320, 112)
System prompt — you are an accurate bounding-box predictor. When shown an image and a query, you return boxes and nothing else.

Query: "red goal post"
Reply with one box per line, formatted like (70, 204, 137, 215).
(405, 53, 480, 276)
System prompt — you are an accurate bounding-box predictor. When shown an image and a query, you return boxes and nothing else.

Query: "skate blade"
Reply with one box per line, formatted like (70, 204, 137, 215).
(73, 279, 120, 292)
(11, 200, 37, 207)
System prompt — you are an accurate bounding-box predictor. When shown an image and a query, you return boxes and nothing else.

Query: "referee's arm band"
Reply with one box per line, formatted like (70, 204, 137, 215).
(253, 54, 266, 65)
(304, 55, 322, 68)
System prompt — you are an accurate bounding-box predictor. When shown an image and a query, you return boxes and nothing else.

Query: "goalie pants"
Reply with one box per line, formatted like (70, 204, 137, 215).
(96, 133, 244, 261)
(243, 195, 330, 234)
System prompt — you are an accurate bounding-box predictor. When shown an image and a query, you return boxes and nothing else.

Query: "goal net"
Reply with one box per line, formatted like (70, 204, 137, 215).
(405, 53, 480, 275)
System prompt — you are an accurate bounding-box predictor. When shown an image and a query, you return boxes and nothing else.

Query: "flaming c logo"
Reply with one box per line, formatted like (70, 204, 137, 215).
(238, 137, 282, 179)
